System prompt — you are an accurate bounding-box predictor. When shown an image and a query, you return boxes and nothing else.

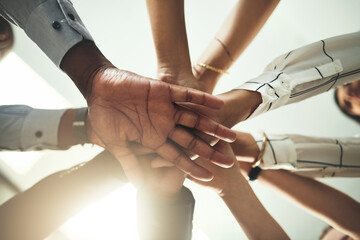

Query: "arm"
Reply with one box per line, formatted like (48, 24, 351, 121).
(0, 0, 237, 186)
(258, 170, 360, 239)
(0, 105, 96, 151)
(236, 31, 360, 119)
(231, 132, 360, 238)
(146, 0, 197, 89)
(231, 130, 360, 177)
(136, 154, 193, 240)
(194, 0, 279, 93)
(189, 141, 289, 240)
(0, 151, 128, 240)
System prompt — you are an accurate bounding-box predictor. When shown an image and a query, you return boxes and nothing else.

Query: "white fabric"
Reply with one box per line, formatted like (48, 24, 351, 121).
(237, 31, 360, 118)
(251, 133, 360, 177)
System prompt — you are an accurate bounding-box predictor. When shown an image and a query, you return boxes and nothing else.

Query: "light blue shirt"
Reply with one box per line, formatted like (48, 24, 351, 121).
(0, 105, 66, 150)
(0, 0, 93, 66)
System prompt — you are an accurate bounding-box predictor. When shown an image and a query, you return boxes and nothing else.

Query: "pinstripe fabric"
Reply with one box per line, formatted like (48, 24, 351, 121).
(237, 32, 360, 119)
(251, 133, 360, 178)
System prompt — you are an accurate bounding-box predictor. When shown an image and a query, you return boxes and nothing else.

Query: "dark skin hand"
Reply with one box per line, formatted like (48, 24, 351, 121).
(61, 41, 236, 187)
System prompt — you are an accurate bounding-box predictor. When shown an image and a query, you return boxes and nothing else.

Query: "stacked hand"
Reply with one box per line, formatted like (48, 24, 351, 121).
(85, 66, 237, 186)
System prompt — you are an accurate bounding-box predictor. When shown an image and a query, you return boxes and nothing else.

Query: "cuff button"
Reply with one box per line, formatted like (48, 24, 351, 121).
(266, 88, 275, 96)
(52, 21, 61, 30)
(68, 13, 75, 21)
(35, 131, 43, 138)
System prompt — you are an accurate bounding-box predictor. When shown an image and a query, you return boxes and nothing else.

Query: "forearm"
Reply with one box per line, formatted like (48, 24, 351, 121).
(220, 177, 288, 240)
(237, 31, 360, 119)
(60, 40, 112, 98)
(258, 169, 360, 238)
(194, 0, 279, 92)
(146, 0, 192, 78)
(0, 151, 127, 240)
(0, 105, 66, 151)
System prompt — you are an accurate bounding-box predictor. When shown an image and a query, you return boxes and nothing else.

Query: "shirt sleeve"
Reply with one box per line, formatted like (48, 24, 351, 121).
(236, 31, 360, 118)
(0, 0, 93, 67)
(251, 132, 360, 177)
(0, 105, 66, 151)
(137, 186, 195, 240)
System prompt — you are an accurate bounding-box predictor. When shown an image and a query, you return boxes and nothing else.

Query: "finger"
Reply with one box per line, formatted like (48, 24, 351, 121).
(174, 108, 236, 142)
(168, 127, 234, 168)
(169, 85, 224, 109)
(108, 145, 144, 188)
(151, 156, 175, 168)
(155, 141, 214, 181)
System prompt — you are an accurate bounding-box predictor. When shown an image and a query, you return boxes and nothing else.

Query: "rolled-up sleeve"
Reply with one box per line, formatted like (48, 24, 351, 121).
(237, 31, 360, 119)
(0, 0, 93, 66)
(251, 132, 360, 177)
(0, 105, 66, 151)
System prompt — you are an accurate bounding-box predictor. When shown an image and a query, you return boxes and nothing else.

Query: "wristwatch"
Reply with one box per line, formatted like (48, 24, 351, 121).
(73, 108, 88, 145)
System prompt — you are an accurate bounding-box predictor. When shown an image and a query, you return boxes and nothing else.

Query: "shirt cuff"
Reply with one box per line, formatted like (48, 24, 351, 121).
(21, 108, 67, 150)
(251, 132, 297, 169)
(24, 0, 93, 67)
(235, 71, 293, 119)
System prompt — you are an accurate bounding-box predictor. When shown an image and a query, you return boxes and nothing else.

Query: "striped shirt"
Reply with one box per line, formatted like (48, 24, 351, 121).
(237, 31, 360, 118)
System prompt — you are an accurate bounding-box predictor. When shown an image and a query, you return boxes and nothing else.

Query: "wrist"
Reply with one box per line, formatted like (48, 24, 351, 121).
(58, 108, 90, 149)
(218, 174, 248, 199)
(60, 40, 113, 99)
(58, 109, 77, 149)
(218, 89, 262, 127)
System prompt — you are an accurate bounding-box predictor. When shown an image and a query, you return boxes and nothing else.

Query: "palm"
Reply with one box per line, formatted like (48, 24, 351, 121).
(87, 68, 236, 186)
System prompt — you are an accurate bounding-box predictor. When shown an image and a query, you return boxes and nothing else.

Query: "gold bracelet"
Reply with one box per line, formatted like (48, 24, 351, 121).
(196, 63, 229, 75)
(252, 131, 268, 168)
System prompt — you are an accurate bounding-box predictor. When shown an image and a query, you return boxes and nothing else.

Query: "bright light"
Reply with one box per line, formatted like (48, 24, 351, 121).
(47, 184, 209, 240)
(55, 184, 139, 240)
(0, 52, 71, 108)
(0, 151, 43, 175)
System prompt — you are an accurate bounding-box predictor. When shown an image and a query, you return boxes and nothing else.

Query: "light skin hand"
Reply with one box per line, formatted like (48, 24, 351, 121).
(187, 141, 243, 196)
(187, 140, 289, 240)
(137, 153, 185, 198)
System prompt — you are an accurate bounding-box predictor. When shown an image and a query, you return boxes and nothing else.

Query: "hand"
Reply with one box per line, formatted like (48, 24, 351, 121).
(137, 153, 185, 198)
(187, 141, 245, 195)
(87, 67, 236, 186)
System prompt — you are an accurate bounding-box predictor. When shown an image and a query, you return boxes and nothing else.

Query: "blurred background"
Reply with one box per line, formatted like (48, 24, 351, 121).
(0, 0, 359, 239)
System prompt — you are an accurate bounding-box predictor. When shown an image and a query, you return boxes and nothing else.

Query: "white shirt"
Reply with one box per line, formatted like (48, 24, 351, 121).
(237, 31, 360, 118)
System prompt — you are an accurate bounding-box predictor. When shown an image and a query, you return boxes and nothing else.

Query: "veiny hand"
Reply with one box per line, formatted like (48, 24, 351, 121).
(87, 67, 236, 186)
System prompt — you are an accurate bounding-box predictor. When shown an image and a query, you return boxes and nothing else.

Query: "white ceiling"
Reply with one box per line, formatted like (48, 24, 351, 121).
(1, 0, 360, 239)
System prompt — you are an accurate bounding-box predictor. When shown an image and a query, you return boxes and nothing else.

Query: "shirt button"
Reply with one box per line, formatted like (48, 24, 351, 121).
(266, 88, 275, 96)
(35, 131, 42, 138)
(68, 13, 75, 21)
(281, 81, 290, 90)
(52, 21, 61, 30)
